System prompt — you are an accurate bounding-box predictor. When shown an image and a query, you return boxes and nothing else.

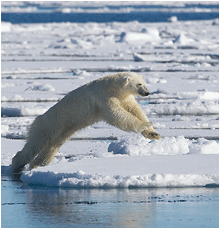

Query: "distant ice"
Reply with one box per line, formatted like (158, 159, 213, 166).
(119, 28, 160, 43)
(168, 16, 178, 22)
(173, 33, 195, 45)
(25, 84, 55, 92)
(1, 106, 49, 117)
(1, 22, 12, 32)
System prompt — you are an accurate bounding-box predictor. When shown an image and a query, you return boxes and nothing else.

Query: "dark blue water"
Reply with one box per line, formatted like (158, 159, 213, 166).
(3, 3, 219, 12)
(1, 11, 219, 24)
(2, 176, 219, 228)
(1, 3, 219, 24)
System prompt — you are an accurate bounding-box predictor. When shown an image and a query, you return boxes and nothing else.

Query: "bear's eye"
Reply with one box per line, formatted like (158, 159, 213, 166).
(137, 83, 142, 86)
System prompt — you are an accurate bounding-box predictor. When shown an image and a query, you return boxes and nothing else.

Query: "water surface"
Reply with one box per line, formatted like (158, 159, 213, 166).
(1, 176, 219, 228)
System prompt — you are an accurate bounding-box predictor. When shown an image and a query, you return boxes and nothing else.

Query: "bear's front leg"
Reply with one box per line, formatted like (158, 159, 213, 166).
(122, 97, 161, 140)
(103, 100, 151, 134)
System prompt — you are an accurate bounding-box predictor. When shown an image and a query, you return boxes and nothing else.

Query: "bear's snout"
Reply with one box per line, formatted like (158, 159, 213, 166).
(138, 87, 150, 96)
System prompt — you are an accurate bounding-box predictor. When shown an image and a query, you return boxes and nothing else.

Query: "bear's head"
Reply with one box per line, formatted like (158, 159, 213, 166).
(120, 72, 150, 97)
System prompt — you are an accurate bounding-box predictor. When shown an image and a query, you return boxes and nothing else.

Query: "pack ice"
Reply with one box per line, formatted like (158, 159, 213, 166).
(1, 7, 219, 188)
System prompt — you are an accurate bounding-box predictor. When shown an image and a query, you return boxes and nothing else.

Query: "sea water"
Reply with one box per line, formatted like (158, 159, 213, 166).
(1, 176, 219, 228)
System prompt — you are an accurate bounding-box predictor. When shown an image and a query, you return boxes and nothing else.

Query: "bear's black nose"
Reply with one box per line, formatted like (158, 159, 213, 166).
(145, 92, 150, 96)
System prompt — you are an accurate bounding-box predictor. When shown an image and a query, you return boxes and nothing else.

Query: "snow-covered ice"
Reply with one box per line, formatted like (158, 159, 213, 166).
(1, 1, 219, 188)
(20, 155, 218, 188)
(109, 135, 219, 156)
(17, 135, 219, 188)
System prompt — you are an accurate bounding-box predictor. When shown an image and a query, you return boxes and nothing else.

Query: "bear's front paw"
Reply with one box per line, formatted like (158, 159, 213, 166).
(148, 132, 162, 140)
(141, 129, 162, 140)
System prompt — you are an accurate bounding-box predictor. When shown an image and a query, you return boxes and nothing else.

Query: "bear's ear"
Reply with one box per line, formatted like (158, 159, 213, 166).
(122, 76, 131, 86)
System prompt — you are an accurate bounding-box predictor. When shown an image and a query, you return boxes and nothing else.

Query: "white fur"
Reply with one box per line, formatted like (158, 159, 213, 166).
(11, 72, 161, 173)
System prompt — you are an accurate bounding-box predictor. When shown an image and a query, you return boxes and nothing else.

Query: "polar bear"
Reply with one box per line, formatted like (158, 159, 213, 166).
(11, 72, 161, 176)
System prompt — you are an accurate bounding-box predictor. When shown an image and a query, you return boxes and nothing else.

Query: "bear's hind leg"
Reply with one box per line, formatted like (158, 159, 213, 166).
(11, 141, 43, 174)
(29, 130, 74, 170)
(29, 145, 60, 170)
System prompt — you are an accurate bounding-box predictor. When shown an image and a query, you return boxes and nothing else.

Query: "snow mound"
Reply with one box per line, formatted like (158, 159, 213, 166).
(108, 135, 219, 156)
(173, 33, 195, 45)
(119, 28, 160, 43)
